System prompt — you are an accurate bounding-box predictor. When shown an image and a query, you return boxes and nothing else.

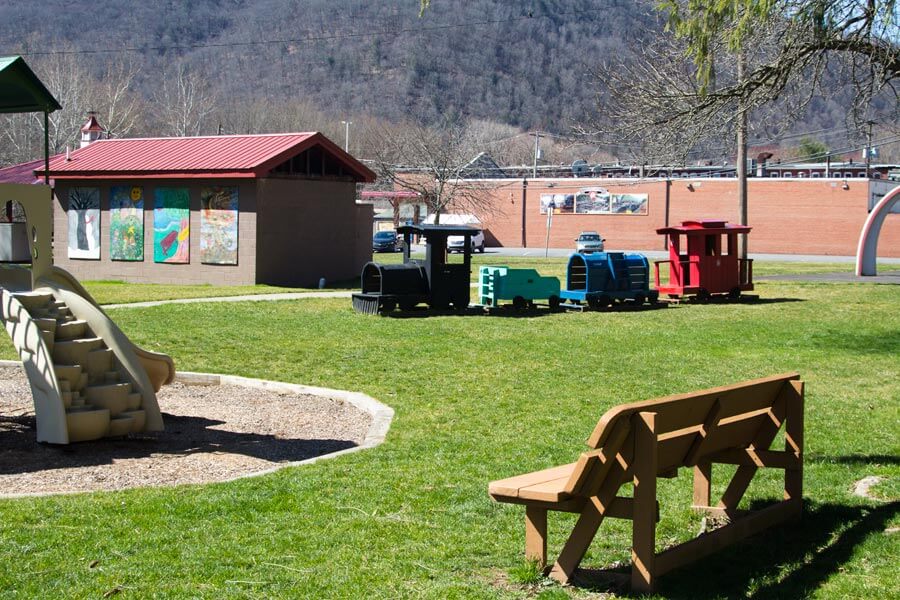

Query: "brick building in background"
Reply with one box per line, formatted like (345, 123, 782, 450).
(458, 177, 899, 257)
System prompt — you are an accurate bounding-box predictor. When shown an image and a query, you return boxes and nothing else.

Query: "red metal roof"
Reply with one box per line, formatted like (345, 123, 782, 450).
(38, 132, 376, 182)
(81, 115, 104, 132)
(0, 157, 49, 184)
(657, 219, 751, 235)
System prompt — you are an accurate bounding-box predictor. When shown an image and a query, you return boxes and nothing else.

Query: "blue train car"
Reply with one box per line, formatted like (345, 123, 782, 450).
(561, 252, 658, 309)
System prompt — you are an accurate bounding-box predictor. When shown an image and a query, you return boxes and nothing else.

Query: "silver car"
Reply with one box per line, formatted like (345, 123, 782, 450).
(575, 231, 605, 253)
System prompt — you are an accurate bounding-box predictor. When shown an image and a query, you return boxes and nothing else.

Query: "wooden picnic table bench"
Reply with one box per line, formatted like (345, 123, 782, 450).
(488, 372, 804, 593)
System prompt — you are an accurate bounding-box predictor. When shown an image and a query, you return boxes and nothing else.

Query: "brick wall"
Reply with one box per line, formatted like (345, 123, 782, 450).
(466, 178, 900, 257)
(255, 178, 369, 287)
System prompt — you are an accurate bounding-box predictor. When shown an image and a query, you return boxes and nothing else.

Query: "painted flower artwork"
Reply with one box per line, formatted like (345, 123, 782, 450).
(153, 188, 190, 263)
(200, 187, 238, 265)
(110, 186, 144, 261)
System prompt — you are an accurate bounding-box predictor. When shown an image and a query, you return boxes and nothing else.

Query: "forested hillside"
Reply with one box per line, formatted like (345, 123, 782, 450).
(0, 0, 881, 166)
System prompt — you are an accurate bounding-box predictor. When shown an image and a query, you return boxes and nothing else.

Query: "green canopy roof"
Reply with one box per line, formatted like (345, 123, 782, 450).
(0, 56, 61, 114)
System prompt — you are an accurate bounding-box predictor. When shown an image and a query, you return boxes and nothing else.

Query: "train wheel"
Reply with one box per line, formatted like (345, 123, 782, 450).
(634, 293, 646, 306)
(598, 295, 612, 308)
(548, 295, 561, 312)
(728, 287, 742, 300)
(512, 296, 527, 311)
(399, 300, 417, 311)
(697, 289, 711, 302)
(380, 299, 396, 313)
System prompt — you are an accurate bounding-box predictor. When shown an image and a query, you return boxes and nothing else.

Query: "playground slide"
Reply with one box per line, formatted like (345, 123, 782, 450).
(1, 261, 171, 444)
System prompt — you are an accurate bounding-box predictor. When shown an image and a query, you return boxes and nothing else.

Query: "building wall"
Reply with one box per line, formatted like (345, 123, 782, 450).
(255, 178, 371, 287)
(53, 179, 258, 285)
(469, 178, 900, 257)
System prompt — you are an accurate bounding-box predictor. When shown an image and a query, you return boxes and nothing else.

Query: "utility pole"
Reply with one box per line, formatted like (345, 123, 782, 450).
(341, 120, 352, 152)
(532, 132, 540, 178)
(865, 120, 875, 179)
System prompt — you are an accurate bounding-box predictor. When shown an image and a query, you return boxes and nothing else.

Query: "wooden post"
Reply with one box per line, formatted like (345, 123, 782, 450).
(631, 411, 658, 593)
(784, 381, 804, 503)
(693, 461, 712, 509)
(525, 506, 548, 567)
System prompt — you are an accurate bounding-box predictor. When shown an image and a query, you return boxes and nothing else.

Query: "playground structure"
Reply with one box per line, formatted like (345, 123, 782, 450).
(352, 224, 478, 314)
(654, 220, 754, 300)
(0, 56, 174, 444)
(478, 266, 561, 311)
(856, 184, 900, 276)
(0, 184, 175, 443)
(561, 252, 658, 309)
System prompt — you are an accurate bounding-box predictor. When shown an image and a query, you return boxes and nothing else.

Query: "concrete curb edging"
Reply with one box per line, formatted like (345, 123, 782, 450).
(0, 359, 395, 491)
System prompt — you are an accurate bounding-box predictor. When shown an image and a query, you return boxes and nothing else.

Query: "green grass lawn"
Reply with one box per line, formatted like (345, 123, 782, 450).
(79, 257, 900, 306)
(0, 266, 898, 598)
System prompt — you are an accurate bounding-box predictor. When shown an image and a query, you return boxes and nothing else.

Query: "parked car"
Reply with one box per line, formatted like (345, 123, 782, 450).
(372, 230, 402, 252)
(448, 229, 485, 253)
(575, 231, 605, 253)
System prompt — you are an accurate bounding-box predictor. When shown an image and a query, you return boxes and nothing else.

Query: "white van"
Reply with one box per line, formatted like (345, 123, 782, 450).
(448, 229, 485, 253)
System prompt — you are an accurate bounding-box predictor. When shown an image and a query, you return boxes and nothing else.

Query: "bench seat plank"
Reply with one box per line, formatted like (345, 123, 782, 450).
(489, 463, 577, 502)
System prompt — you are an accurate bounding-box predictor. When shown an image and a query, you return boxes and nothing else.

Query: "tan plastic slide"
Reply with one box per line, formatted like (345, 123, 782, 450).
(0, 183, 174, 443)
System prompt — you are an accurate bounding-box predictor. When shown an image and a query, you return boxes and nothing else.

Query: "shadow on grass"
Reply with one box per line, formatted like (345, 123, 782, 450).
(0, 412, 357, 475)
(572, 501, 898, 598)
(809, 453, 900, 466)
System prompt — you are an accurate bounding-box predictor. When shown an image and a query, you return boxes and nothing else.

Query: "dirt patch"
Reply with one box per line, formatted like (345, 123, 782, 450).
(0, 365, 372, 495)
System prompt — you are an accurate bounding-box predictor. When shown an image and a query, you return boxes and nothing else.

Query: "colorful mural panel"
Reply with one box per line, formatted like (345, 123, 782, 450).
(200, 187, 238, 265)
(110, 186, 144, 261)
(539, 189, 649, 215)
(153, 188, 190, 263)
(67, 187, 100, 259)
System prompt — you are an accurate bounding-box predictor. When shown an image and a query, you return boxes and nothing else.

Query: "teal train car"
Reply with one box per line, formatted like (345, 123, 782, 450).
(479, 266, 561, 311)
(561, 252, 658, 309)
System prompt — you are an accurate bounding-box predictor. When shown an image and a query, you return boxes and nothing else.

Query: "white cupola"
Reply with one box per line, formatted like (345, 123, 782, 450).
(80, 112, 105, 148)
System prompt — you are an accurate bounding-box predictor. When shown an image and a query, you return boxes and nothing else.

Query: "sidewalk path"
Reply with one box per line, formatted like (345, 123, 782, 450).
(103, 290, 352, 309)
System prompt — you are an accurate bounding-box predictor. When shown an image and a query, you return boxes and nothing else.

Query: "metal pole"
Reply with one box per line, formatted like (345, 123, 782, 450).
(521, 178, 528, 247)
(544, 202, 554, 257)
(736, 50, 749, 260)
(341, 120, 351, 152)
(43, 111, 50, 185)
(865, 120, 874, 179)
(532, 133, 540, 178)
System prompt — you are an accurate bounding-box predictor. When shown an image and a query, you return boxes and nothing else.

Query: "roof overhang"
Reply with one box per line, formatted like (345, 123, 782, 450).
(0, 56, 62, 113)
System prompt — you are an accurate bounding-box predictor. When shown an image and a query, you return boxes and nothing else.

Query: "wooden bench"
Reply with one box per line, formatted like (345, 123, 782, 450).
(488, 373, 804, 593)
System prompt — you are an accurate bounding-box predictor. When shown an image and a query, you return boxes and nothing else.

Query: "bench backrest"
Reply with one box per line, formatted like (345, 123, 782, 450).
(563, 373, 802, 496)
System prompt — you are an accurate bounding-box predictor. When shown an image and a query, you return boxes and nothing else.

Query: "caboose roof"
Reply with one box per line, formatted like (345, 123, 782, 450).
(657, 220, 751, 235)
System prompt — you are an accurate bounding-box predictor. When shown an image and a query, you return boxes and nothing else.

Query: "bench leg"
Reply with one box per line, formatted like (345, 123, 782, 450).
(525, 506, 547, 567)
(784, 380, 804, 503)
(692, 461, 712, 509)
(631, 411, 658, 593)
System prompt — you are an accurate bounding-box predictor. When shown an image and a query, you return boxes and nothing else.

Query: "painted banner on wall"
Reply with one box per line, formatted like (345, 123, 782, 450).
(110, 186, 144, 261)
(67, 187, 100, 259)
(540, 189, 649, 215)
(200, 187, 238, 265)
(153, 188, 190, 263)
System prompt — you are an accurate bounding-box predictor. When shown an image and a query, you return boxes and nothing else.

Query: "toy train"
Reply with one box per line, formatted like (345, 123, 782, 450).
(352, 224, 478, 314)
(353, 219, 754, 314)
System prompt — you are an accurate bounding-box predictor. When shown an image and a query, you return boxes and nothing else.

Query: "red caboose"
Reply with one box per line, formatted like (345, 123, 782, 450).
(654, 220, 753, 299)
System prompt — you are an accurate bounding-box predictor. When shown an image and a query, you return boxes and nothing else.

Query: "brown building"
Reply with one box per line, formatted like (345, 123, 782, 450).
(38, 132, 375, 286)
(461, 177, 900, 257)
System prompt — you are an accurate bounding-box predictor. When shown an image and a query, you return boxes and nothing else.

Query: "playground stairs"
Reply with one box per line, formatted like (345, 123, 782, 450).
(9, 291, 148, 442)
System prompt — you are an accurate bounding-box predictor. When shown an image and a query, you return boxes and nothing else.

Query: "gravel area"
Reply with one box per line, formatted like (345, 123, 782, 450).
(0, 365, 372, 495)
